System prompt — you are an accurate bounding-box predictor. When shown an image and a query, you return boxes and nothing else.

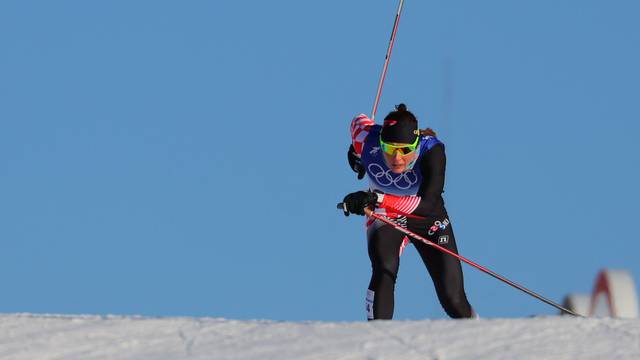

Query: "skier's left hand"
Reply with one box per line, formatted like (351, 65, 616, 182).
(347, 144, 366, 180)
(342, 191, 378, 216)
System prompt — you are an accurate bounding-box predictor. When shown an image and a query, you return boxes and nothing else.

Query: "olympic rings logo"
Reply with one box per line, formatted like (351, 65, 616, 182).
(367, 163, 418, 190)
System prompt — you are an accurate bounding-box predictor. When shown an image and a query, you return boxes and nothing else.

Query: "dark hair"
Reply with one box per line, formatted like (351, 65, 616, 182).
(384, 103, 417, 125)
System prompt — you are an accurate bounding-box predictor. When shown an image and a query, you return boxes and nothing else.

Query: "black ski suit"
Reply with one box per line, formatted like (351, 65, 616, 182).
(349, 114, 474, 320)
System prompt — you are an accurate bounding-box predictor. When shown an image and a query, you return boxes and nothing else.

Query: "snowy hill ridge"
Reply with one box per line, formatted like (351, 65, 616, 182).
(1, 314, 639, 360)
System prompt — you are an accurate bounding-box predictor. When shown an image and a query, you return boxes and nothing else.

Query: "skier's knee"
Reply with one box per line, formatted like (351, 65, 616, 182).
(440, 292, 472, 318)
(372, 258, 399, 282)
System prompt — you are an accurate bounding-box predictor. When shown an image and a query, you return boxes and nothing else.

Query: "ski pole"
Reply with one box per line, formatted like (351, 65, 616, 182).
(336, 203, 583, 317)
(371, 0, 406, 121)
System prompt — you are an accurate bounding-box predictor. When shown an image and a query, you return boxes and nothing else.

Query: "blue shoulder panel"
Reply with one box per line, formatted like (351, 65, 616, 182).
(421, 135, 443, 152)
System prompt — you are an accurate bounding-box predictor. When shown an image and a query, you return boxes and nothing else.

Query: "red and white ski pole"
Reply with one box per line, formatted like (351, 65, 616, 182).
(371, 0, 405, 121)
(337, 204, 582, 317)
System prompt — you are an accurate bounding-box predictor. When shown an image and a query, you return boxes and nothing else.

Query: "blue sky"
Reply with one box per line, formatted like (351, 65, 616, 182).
(1, 0, 639, 321)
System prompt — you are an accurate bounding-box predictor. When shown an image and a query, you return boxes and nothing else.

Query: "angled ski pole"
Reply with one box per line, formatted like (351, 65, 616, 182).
(336, 203, 583, 317)
(371, 0, 405, 121)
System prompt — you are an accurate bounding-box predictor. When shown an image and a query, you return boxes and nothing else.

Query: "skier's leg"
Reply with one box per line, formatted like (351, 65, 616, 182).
(413, 223, 474, 318)
(366, 222, 406, 320)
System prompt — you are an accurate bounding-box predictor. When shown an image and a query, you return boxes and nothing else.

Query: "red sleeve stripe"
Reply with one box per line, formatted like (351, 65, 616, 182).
(351, 115, 372, 128)
(350, 114, 374, 155)
(354, 128, 368, 143)
(350, 114, 372, 134)
(380, 195, 421, 215)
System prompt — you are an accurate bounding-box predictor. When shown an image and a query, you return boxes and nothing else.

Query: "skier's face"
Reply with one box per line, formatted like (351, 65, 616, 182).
(382, 143, 417, 173)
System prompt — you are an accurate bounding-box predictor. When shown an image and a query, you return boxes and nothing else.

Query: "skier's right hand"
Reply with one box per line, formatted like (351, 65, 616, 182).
(342, 191, 377, 216)
(347, 144, 366, 180)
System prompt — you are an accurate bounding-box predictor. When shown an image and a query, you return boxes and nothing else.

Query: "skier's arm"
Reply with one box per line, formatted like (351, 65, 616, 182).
(347, 144, 366, 179)
(350, 114, 375, 156)
(378, 144, 446, 217)
(347, 114, 374, 179)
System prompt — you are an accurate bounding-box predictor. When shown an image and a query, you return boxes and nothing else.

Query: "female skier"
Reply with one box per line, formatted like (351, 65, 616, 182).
(342, 103, 475, 320)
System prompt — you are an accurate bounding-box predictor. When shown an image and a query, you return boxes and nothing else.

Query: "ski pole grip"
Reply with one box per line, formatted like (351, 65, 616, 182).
(336, 202, 374, 217)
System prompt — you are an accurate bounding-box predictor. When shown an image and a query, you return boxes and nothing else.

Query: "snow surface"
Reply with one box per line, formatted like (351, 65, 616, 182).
(1, 314, 639, 360)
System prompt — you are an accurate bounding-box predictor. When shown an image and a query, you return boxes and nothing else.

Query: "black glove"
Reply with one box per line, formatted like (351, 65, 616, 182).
(342, 191, 378, 216)
(347, 144, 366, 180)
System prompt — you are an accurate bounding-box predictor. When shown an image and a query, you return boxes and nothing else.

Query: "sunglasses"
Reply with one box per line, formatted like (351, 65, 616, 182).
(379, 136, 419, 156)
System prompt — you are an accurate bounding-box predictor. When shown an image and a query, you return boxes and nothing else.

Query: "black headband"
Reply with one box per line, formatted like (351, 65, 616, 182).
(381, 118, 418, 144)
